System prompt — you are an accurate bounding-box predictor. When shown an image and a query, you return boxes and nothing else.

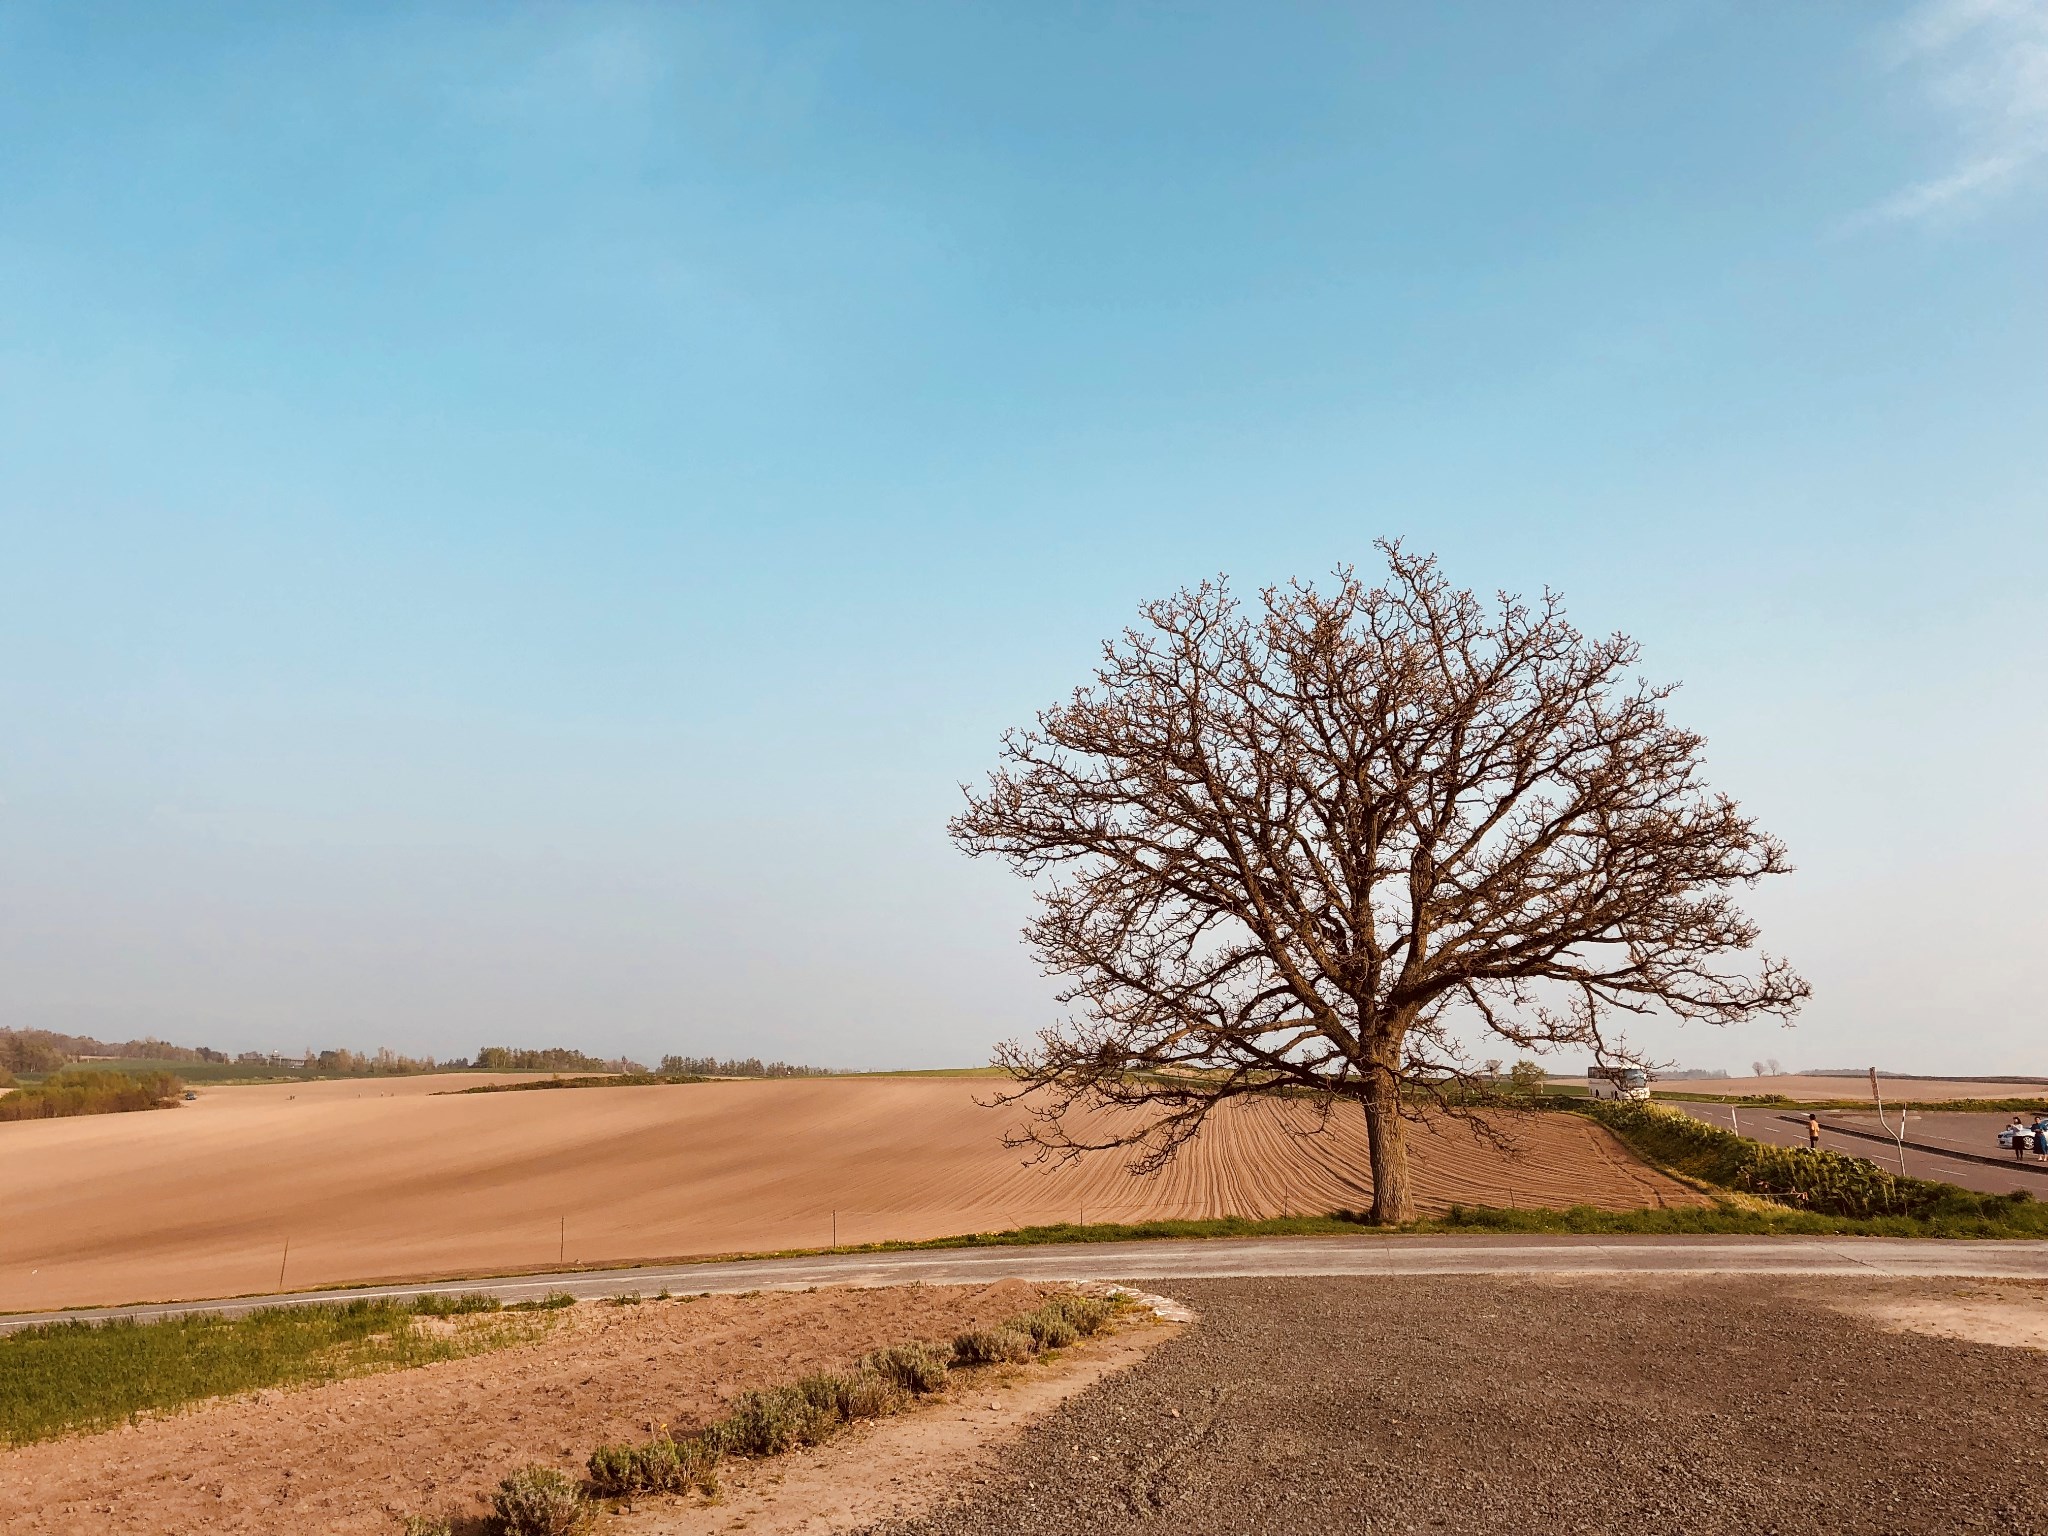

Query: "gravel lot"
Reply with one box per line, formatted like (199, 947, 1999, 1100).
(870, 1275, 2048, 1536)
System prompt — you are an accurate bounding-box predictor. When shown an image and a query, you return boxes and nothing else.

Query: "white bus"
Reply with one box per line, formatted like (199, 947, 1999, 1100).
(1586, 1066, 1650, 1101)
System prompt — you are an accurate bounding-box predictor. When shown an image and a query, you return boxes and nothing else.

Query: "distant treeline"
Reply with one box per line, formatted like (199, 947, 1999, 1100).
(454, 1050, 842, 1079)
(0, 1068, 184, 1121)
(3, 1029, 841, 1085)
(294, 1048, 448, 1076)
(657, 1055, 841, 1078)
(474, 1046, 647, 1074)
(1, 1029, 452, 1080)
(0, 1028, 228, 1075)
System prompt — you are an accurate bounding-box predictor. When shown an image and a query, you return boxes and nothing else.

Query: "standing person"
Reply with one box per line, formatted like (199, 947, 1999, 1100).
(2032, 1115, 2048, 1165)
(2009, 1118, 2030, 1162)
(1806, 1113, 1821, 1151)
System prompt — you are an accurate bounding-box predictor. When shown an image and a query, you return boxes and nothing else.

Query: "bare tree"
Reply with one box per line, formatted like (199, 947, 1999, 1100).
(950, 544, 1808, 1223)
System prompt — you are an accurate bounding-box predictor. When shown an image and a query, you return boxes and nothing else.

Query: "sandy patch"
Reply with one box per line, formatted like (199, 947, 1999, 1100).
(1827, 1279, 2048, 1353)
(0, 1281, 1055, 1534)
(605, 1312, 1181, 1535)
(1, 1075, 1699, 1312)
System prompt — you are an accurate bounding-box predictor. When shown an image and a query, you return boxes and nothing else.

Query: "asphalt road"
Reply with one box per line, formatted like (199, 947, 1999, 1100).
(1667, 1101, 2048, 1195)
(867, 1275, 2048, 1536)
(8, 1233, 2048, 1333)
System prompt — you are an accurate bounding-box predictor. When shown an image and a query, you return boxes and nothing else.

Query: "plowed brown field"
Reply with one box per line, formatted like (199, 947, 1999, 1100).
(0, 1075, 1699, 1312)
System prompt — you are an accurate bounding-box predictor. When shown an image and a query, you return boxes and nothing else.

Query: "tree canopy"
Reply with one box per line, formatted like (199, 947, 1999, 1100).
(951, 544, 1807, 1222)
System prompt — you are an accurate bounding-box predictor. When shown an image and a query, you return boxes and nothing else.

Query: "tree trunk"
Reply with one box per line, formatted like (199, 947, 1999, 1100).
(1363, 1074, 1414, 1225)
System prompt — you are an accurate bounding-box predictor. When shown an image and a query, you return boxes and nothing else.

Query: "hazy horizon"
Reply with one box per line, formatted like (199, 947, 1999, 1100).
(3, 4, 2042, 1076)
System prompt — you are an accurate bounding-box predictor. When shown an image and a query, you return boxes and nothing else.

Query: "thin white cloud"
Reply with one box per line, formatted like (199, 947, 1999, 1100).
(1867, 0, 2048, 224)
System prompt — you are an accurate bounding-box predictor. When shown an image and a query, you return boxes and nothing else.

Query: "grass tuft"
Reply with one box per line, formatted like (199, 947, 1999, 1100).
(508, 1292, 579, 1313)
(409, 1292, 502, 1318)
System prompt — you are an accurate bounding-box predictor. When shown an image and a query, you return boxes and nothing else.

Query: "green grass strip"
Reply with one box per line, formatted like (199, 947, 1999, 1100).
(1566, 1098, 2048, 1234)
(0, 1294, 549, 1447)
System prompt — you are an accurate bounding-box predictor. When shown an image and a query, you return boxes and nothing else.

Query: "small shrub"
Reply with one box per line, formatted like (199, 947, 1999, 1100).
(589, 1429, 719, 1496)
(794, 1370, 854, 1418)
(585, 1443, 638, 1496)
(491, 1465, 587, 1536)
(400, 1516, 453, 1536)
(1021, 1312, 1077, 1350)
(860, 1342, 949, 1395)
(1044, 1292, 1120, 1336)
(1016, 1293, 1121, 1347)
(606, 1292, 642, 1307)
(712, 1385, 836, 1456)
(643, 1431, 715, 1492)
(795, 1368, 904, 1423)
(952, 1328, 1033, 1366)
(836, 1369, 904, 1420)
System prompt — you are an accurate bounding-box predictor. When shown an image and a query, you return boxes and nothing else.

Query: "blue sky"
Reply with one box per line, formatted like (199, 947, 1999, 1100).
(1, 2, 2043, 1074)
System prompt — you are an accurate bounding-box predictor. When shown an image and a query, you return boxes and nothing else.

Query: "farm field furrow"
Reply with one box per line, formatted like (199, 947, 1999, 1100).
(0, 1075, 1701, 1313)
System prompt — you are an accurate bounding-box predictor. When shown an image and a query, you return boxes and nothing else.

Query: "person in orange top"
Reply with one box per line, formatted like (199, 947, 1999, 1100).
(1806, 1114, 1821, 1151)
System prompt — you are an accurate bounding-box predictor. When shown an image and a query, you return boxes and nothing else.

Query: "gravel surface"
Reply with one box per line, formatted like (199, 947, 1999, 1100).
(869, 1275, 2048, 1535)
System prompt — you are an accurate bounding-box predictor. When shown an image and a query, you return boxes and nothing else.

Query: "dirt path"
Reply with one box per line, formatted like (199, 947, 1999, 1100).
(0, 1282, 1053, 1535)
(867, 1275, 2048, 1536)
(0, 1075, 1700, 1312)
(605, 1318, 1179, 1536)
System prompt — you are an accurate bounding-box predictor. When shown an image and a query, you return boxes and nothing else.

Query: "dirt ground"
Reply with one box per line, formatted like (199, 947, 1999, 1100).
(0, 1280, 1055, 1534)
(869, 1274, 2048, 1536)
(0, 1075, 1698, 1311)
(606, 1312, 1180, 1536)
